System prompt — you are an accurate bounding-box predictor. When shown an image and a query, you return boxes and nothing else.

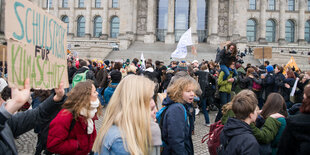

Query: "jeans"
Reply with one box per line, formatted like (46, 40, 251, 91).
(97, 88, 105, 106)
(201, 97, 210, 124)
(220, 65, 237, 80)
(215, 92, 231, 122)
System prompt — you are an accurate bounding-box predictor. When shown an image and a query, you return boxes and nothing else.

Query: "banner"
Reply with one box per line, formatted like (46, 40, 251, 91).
(5, 0, 68, 89)
(283, 56, 299, 75)
(171, 28, 193, 59)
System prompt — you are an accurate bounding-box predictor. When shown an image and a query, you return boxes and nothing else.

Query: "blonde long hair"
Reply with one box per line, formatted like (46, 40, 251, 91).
(92, 75, 155, 154)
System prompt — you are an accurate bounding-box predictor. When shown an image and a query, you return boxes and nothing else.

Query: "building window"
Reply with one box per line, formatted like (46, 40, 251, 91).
(174, 0, 190, 42)
(156, 0, 168, 41)
(197, 0, 208, 43)
(63, 0, 68, 8)
(79, 0, 85, 8)
(285, 20, 295, 42)
(305, 20, 310, 43)
(266, 20, 276, 42)
(62, 16, 69, 34)
(47, 0, 53, 8)
(308, 0, 310, 11)
(112, 0, 118, 8)
(93, 16, 102, 37)
(95, 0, 101, 8)
(268, 0, 275, 10)
(249, 0, 256, 10)
(247, 19, 257, 42)
(288, 0, 295, 11)
(110, 16, 119, 38)
(77, 16, 85, 37)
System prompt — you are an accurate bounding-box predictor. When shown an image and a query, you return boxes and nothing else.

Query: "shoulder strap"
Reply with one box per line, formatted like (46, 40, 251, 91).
(69, 118, 76, 132)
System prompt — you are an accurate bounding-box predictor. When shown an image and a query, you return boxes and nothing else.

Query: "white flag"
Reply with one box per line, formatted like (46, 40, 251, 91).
(140, 52, 146, 70)
(171, 28, 193, 58)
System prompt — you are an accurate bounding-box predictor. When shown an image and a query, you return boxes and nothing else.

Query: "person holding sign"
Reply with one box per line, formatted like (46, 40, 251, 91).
(0, 79, 66, 155)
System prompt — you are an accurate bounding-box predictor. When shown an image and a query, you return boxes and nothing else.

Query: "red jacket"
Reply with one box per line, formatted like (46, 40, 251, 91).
(47, 109, 97, 155)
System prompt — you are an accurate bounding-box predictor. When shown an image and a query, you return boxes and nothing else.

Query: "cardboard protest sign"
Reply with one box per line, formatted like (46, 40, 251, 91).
(5, 0, 68, 89)
(253, 47, 272, 59)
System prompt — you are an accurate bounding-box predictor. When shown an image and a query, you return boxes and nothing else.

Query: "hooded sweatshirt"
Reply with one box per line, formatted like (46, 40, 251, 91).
(220, 118, 259, 155)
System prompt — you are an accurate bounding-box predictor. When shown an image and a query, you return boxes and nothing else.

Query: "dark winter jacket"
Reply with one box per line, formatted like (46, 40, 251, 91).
(68, 66, 77, 84)
(162, 72, 174, 91)
(0, 94, 66, 155)
(263, 72, 275, 99)
(74, 66, 98, 88)
(219, 49, 237, 66)
(220, 118, 259, 155)
(95, 68, 109, 89)
(282, 78, 295, 101)
(195, 70, 215, 98)
(274, 72, 285, 94)
(161, 97, 193, 155)
(277, 113, 310, 155)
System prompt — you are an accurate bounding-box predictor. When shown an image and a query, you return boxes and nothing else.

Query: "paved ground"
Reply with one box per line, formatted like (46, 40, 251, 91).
(16, 108, 217, 155)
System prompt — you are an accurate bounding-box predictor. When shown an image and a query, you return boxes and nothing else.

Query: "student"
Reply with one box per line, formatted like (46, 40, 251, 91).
(92, 75, 156, 154)
(215, 62, 236, 122)
(47, 80, 102, 155)
(161, 76, 200, 155)
(219, 90, 259, 155)
(277, 85, 310, 154)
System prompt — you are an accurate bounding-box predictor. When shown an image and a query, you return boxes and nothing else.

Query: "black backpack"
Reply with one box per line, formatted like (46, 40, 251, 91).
(37, 111, 76, 155)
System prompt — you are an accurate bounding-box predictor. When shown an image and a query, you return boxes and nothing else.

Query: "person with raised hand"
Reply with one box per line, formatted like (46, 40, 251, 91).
(0, 79, 66, 155)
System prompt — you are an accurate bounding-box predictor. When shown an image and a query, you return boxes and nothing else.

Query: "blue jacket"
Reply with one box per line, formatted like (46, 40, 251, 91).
(220, 118, 259, 155)
(103, 83, 118, 104)
(161, 97, 193, 155)
(97, 125, 130, 155)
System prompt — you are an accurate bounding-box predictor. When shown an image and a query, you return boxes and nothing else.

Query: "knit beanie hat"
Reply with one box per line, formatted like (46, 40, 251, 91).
(110, 70, 122, 83)
(177, 61, 188, 71)
(266, 65, 274, 73)
(104, 60, 110, 66)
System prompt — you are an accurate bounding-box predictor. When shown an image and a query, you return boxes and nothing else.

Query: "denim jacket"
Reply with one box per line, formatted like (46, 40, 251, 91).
(96, 125, 130, 155)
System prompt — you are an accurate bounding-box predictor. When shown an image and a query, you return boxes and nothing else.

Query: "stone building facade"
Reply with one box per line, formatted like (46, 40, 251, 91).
(0, 0, 310, 51)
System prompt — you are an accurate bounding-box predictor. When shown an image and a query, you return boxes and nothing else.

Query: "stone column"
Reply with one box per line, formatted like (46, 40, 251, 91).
(278, 0, 286, 45)
(207, 0, 219, 44)
(68, 0, 75, 38)
(165, 0, 175, 44)
(0, 0, 3, 34)
(298, 0, 306, 45)
(54, 0, 59, 18)
(119, 0, 133, 49)
(144, 0, 157, 43)
(190, 0, 198, 44)
(258, 0, 267, 43)
(85, 0, 92, 38)
(101, 0, 109, 39)
(232, 0, 247, 42)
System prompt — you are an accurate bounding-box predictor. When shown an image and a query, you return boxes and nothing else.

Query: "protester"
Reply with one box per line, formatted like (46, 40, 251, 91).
(92, 75, 155, 154)
(47, 80, 102, 155)
(103, 70, 122, 105)
(278, 85, 310, 154)
(219, 90, 259, 154)
(215, 62, 236, 122)
(0, 79, 65, 154)
(160, 76, 200, 154)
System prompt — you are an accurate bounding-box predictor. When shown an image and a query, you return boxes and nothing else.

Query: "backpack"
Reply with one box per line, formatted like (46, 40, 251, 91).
(156, 103, 188, 146)
(252, 80, 262, 91)
(39, 112, 76, 154)
(72, 70, 89, 88)
(201, 120, 224, 155)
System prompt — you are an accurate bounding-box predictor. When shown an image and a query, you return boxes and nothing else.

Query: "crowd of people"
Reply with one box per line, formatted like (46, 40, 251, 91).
(0, 42, 310, 154)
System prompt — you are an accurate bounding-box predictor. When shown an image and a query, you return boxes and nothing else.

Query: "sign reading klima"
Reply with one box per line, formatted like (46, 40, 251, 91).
(5, 0, 69, 89)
